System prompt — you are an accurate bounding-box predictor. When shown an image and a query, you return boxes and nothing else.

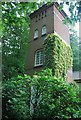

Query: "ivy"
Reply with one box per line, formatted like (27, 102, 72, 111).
(44, 34, 73, 79)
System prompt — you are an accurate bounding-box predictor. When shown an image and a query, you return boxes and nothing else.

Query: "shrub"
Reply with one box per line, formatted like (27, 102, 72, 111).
(2, 69, 81, 119)
(30, 69, 81, 119)
(2, 75, 31, 120)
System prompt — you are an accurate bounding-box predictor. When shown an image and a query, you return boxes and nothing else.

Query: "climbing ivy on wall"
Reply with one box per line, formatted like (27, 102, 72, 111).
(44, 34, 73, 79)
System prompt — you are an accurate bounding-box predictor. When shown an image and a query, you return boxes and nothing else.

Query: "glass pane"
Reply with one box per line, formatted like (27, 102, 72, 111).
(35, 50, 43, 66)
(39, 51, 43, 64)
(42, 26, 46, 35)
(34, 30, 38, 39)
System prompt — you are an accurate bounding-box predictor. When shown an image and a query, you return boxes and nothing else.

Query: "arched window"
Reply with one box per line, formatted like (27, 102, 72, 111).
(42, 25, 46, 36)
(34, 29, 38, 39)
(35, 49, 43, 66)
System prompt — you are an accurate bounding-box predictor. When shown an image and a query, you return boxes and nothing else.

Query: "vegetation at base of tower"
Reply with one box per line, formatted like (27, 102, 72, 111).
(2, 75, 31, 120)
(44, 34, 73, 79)
(2, 69, 81, 119)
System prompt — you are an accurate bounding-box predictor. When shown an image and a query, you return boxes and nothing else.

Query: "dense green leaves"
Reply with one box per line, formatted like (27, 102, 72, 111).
(2, 69, 81, 119)
(2, 75, 31, 120)
(70, 30, 79, 71)
(2, 2, 38, 80)
(2, 2, 81, 120)
(79, 43, 81, 70)
(44, 34, 73, 79)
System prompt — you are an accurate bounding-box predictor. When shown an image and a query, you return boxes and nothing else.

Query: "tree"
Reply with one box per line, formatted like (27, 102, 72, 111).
(2, 69, 81, 119)
(2, 2, 81, 119)
(2, 2, 38, 80)
(79, 42, 81, 70)
(70, 30, 79, 71)
(2, 75, 31, 120)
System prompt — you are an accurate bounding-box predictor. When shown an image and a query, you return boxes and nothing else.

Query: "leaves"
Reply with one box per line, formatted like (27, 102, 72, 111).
(2, 75, 31, 120)
(70, 30, 79, 71)
(30, 69, 81, 118)
(2, 69, 81, 119)
(2, 2, 38, 81)
(2, 2, 81, 119)
(44, 34, 73, 79)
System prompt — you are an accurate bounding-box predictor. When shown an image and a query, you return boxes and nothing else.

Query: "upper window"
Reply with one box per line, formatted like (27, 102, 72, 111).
(34, 29, 38, 39)
(34, 49, 43, 67)
(42, 25, 47, 36)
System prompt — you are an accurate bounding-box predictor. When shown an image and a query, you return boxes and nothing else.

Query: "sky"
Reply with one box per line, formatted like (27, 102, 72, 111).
(37, 1, 79, 36)
(63, 3, 79, 36)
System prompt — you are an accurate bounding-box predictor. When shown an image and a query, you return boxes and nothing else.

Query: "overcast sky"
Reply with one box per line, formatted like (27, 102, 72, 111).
(63, 3, 79, 36)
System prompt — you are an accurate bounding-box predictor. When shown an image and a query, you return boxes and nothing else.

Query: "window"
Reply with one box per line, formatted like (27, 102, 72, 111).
(35, 50, 43, 66)
(42, 25, 46, 36)
(34, 29, 38, 39)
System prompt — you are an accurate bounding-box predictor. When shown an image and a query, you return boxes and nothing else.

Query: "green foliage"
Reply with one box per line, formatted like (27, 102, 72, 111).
(2, 2, 38, 81)
(2, 75, 31, 120)
(44, 34, 73, 79)
(79, 43, 81, 70)
(70, 30, 79, 71)
(2, 2, 81, 119)
(3, 69, 81, 119)
(2, 1, 80, 81)
(31, 69, 81, 119)
(58, 1, 79, 24)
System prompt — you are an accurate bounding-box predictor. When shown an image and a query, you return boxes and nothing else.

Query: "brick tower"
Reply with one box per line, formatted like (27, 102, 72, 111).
(26, 2, 72, 81)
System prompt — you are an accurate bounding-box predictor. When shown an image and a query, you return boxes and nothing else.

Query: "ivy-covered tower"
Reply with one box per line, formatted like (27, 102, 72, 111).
(26, 2, 72, 81)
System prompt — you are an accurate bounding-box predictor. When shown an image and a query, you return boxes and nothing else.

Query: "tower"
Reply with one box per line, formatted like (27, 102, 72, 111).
(26, 3, 71, 79)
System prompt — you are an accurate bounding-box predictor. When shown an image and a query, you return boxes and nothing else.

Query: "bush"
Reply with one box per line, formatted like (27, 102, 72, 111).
(2, 75, 31, 120)
(2, 69, 81, 119)
(30, 69, 81, 119)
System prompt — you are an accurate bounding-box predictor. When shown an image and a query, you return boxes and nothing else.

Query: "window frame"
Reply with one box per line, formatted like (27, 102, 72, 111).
(42, 25, 47, 36)
(34, 29, 38, 40)
(34, 49, 43, 67)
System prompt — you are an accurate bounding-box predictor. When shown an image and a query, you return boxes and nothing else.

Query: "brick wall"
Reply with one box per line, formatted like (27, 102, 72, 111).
(26, 5, 54, 75)
(26, 3, 70, 76)
(54, 5, 70, 45)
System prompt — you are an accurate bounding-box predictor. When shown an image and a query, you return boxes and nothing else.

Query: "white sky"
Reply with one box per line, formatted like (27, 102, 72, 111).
(63, 4, 79, 36)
